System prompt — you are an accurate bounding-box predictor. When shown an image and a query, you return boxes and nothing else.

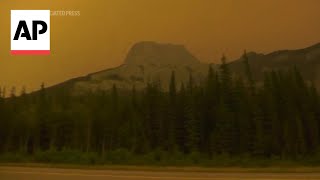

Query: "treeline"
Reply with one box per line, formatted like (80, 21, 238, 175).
(0, 53, 320, 162)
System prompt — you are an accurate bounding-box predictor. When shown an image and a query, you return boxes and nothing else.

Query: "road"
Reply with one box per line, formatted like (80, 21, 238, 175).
(1, 166, 320, 180)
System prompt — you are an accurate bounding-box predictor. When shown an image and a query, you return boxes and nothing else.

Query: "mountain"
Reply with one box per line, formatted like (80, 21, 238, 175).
(71, 41, 210, 94)
(47, 42, 320, 95)
(229, 43, 320, 88)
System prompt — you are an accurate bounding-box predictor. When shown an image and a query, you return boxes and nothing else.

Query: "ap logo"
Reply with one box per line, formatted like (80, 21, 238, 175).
(11, 10, 50, 55)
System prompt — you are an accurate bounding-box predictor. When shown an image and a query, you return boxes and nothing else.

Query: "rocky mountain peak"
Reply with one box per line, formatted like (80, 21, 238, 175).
(124, 41, 200, 66)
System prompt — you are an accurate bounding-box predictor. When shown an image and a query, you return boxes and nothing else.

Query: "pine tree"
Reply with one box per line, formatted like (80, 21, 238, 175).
(242, 50, 255, 94)
(308, 83, 320, 153)
(38, 83, 50, 151)
(185, 73, 200, 152)
(169, 71, 177, 103)
(107, 84, 119, 150)
(176, 83, 188, 152)
(167, 71, 177, 150)
(187, 73, 194, 94)
(210, 56, 235, 154)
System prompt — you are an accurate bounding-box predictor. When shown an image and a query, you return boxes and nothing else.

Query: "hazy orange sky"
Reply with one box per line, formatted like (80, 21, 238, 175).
(1, 0, 320, 93)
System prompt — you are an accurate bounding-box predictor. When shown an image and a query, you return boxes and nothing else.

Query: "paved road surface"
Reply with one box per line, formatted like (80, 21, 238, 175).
(1, 166, 320, 180)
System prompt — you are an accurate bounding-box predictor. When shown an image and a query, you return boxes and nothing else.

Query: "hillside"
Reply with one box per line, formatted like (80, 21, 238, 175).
(47, 42, 320, 94)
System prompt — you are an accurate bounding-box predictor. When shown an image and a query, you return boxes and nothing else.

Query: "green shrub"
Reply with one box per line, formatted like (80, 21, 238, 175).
(0, 152, 27, 162)
(34, 150, 99, 164)
(104, 148, 133, 164)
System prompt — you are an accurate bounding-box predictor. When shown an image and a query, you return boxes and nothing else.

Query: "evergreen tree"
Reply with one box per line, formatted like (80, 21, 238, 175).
(242, 50, 255, 94)
(167, 71, 177, 150)
(38, 83, 51, 151)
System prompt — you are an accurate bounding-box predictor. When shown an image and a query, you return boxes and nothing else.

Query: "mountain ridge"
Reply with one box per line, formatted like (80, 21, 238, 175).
(45, 41, 320, 95)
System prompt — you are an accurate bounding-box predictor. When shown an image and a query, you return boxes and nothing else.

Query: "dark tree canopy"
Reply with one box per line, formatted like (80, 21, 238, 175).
(0, 60, 320, 163)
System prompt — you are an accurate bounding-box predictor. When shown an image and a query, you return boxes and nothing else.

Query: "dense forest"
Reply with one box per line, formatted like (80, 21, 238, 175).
(1, 53, 320, 165)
